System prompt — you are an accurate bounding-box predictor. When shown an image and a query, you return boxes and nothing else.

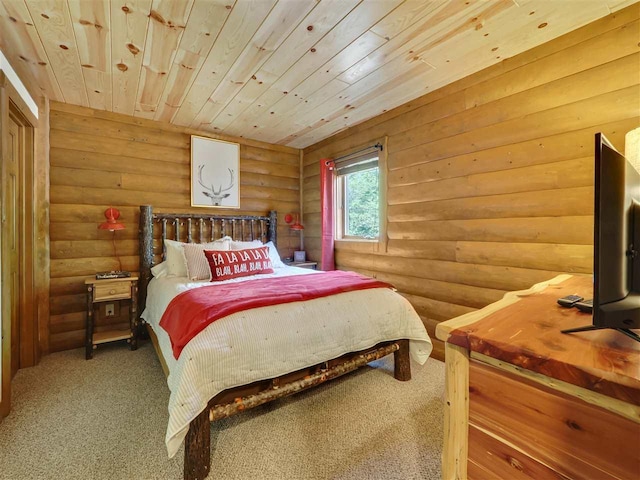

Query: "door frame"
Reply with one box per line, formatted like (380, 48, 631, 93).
(0, 71, 40, 419)
(10, 103, 36, 370)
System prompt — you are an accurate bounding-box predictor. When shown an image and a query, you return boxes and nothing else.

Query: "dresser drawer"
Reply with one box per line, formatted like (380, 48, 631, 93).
(468, 360, 639, 480)
(468, 424, 561, 480)
(93, 281, 131, 301)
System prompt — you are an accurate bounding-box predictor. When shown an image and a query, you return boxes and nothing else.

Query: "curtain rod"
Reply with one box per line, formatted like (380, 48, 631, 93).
(325, 143, 383, 166)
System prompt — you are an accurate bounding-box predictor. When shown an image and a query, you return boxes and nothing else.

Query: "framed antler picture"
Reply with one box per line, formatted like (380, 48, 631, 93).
(191, 135, 240, 208)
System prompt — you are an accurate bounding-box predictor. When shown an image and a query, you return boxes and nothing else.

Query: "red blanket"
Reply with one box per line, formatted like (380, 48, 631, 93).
(159, 271, 393, 359)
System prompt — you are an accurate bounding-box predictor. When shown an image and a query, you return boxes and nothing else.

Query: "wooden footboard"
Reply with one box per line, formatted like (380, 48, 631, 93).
(183, 338, 411, 480)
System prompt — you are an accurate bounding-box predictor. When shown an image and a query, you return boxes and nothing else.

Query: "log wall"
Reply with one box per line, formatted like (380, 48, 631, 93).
(302, 6, 640, 359)
(49, 102, 301, 352)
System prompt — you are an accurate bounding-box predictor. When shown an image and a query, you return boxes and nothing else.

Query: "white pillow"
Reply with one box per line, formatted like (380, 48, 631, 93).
(164, 237, 230, 277)
(230, 239, 286, 268)
(151, 261, 168, 278)
(264, 241, 286, 268)
(183, 241, 229, 281)
(164, 239, 189, 277)
(229, 239, 262, 250)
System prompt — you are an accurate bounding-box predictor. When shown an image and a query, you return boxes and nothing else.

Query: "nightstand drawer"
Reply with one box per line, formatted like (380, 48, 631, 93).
(94, 282, 131, 301)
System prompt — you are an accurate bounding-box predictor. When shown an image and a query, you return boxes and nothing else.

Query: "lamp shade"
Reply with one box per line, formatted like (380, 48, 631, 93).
(285, 212, 304, 230)
(98, 207, 125, 231)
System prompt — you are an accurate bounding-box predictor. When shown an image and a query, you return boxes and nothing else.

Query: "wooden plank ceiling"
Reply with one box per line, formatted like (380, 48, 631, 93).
(0, 0, 636, 148)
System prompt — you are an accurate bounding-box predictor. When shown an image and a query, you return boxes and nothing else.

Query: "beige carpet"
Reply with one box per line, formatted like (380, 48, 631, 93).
(0, 341, 444, 480)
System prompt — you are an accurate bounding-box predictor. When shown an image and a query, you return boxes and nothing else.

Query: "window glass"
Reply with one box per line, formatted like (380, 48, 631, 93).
(343, 166, 379, 239)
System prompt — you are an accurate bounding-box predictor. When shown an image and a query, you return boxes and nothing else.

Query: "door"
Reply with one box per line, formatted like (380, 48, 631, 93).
(7, 115, 20, 377)
(0, 108, 27, 419)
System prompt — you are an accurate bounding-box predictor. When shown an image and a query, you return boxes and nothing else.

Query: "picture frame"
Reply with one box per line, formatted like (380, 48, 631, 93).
(191, 135, 240, 208)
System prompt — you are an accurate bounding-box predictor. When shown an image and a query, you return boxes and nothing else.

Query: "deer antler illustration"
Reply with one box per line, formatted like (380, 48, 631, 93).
(197, 165, 235, 206)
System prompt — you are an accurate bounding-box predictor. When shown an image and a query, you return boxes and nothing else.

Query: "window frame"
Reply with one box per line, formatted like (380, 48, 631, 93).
(334, 146, 387, 242)
(335, 163, 380, 242)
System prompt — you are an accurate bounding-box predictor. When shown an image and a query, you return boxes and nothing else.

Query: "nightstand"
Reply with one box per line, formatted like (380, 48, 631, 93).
(286, 261, 318, 270)
(85, 276, 138, 359)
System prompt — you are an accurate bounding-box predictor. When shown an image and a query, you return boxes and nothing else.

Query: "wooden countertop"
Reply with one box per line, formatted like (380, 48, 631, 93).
(436, 275, 640, 405)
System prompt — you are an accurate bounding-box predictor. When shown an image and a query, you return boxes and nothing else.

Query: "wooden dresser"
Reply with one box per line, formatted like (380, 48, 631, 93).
(436, 275, 640, 480)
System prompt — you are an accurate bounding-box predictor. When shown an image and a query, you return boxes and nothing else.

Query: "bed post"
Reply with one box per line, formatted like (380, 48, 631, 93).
(184, 409, 211, 480)
(139, 205, 154, 322)
(268, 210, 277, 247)
(394, 339, 411, 381)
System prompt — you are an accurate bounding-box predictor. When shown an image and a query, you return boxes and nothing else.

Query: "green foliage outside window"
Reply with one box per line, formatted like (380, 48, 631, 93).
(345, 167, 379, 239)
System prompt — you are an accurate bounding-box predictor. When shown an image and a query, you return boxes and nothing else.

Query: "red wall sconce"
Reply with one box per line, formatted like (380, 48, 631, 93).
(284, 213, 306, 262)
(284, 213, 304, 231)
(98, 207, 125, 231)
(97, 207, 127, 276)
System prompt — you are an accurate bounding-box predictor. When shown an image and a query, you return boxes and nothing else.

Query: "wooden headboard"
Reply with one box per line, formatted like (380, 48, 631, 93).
(138, 205, 277, 314)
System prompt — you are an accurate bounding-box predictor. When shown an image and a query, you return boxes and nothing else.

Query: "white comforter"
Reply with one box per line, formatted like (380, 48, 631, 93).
(141, 267, 432, 457)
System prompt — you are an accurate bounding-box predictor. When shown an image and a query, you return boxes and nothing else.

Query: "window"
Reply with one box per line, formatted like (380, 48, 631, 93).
(336, 152, 380, 241)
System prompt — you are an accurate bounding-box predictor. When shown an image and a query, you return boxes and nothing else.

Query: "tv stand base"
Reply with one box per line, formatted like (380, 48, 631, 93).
(561, 324, 640, 342)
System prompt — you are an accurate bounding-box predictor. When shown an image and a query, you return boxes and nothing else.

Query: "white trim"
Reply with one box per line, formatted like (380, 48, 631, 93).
(0, 50, 39, 119)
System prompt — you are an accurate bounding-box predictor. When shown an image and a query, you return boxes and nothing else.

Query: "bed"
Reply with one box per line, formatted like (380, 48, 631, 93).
(137, 205, 432, 480)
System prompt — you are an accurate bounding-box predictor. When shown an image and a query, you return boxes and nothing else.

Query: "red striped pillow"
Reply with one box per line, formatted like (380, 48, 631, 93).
(204, 246, 274, 281)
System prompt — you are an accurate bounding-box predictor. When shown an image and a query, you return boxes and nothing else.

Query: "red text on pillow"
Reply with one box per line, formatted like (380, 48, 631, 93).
(204, 246, 274, 281)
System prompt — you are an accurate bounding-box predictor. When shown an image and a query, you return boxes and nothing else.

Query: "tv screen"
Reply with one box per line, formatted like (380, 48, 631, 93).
(562, 133, 640, 341)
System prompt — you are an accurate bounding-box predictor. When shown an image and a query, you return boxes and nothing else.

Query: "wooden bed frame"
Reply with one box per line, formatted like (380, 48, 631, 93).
(138, 205, 411, 480)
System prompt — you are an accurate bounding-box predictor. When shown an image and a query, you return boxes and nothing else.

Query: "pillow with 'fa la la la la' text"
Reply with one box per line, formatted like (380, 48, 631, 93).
(204, 246, 273, 281)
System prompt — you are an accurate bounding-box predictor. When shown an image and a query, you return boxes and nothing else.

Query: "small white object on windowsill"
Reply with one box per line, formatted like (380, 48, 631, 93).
(293, 250, 306, 262)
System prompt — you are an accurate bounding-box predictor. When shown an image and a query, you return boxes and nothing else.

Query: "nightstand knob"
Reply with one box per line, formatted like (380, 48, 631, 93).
(109, 289, 116, 295)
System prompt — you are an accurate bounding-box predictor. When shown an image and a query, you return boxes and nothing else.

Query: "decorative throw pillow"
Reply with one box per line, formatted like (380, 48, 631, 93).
(164, 237, 230, 277)
(183, 241, 230, 281)
(205, 246, 274, 281)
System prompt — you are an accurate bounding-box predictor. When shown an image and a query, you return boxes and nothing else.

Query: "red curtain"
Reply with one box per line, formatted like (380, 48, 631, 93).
(320, 158, 335, 271)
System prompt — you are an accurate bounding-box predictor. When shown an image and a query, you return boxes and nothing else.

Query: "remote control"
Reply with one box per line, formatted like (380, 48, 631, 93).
(96, 270, 131, 279)
(574, 299, 593, 313)
(557, 294, 584, 308)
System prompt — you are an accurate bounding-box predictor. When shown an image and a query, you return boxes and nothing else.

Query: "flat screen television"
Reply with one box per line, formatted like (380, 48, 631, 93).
(562, 133, 640, 342)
